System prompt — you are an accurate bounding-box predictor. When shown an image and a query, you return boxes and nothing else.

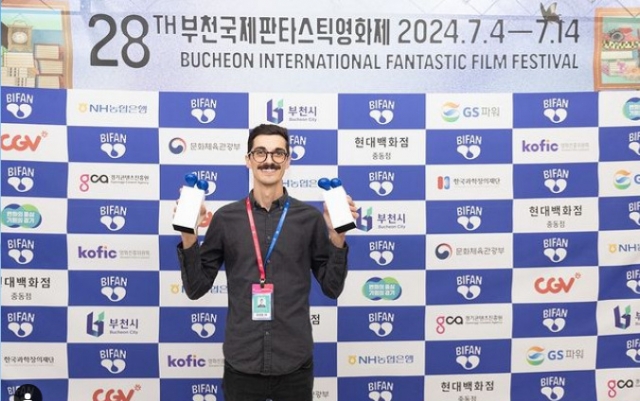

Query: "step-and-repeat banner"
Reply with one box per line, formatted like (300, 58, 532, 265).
(1, 1, 640, 400)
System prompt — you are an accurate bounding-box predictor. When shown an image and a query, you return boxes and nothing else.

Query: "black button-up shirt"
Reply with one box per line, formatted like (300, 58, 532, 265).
(177, 190, 349, 375)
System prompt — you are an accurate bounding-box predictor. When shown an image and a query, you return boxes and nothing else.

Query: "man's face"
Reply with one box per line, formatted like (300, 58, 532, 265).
(245, 134, 290, 187)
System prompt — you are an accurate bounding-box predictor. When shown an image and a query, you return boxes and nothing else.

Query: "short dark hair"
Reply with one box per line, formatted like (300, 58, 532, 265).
(247, 124, 290, 154)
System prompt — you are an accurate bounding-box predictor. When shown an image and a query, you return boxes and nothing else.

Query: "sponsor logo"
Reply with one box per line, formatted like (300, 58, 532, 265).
(627, 270, 640, 295)
(7, 165, 35, 192)
(457, 275, 482, 300)
(7, 237, 35, 264)
(534, 274, 579, 294)
(369, 171, 394, 196)
(543, 237, 568, 263)
(362, 277, 402, 301)
(614, 170, 633, 190)
(457, 205, 482, 231)
(435, 243, 453, 260)
(101, 276, 127, 302)
(543, 169, 569, 194)
(455, 345, 481, 370)
(527, 346, 546, 366)
(369, 99, 394, 125)
(521, 139, 558, 153)
(368, 312, 394, 337)
(368, 381, 393, 401)
(191, 98, 217, 124)
(441, 102, 460, 122)
(167, 354, 206, 367)
(92, 385, 140, 401)
(87, 311, 105, 337)
(607, 379, 636, 399)
(100, 348, 127, 374)
(100, 132, 128, 159)
(436, 315, 463, 334)
(14, 384, 42, 401)
(1, 132, 46, 151)
(79, 174, 110, 192)
(6, 311, 35, 338)
(191, 384, 218, 401)
(356, 207, 374, 232)
(78, 246, 118, 259)
(267, 99, 284, 124)
(542, 308, 567, 333)
(1, 204, 42, 229)
(623, 97, 640, 121)
(369, 240, 395, 266)
(626, 339, 640, 363)
(100, 205, 127, 231)
(456, 134, 482, 160)
(437, 176, 450, 190)
(543, 98, 569, 124)
(191, 313, 217, 338)
(614, 305, 631, 330)
(5, 92, 34, 119)
(540, 376, 566, 401)
(169, 138, 187, 154)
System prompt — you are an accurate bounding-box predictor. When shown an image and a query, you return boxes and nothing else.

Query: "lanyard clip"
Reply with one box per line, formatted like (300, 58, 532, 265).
(260, 277, 266, 288)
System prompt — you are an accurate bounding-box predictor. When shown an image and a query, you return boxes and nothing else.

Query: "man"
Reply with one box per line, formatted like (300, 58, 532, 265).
(176, 123, 358, 401)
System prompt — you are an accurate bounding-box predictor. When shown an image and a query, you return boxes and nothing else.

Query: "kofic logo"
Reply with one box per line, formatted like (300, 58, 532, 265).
(362, 277, 402, 301)
(100, 132, 127, 159)
(543, 97, 569, 124)
(6, 311, 35, 338)
(87, 311, 106, 337)
(455, 345, 481, 370)
(456, 274, 482, 300)
(543, 168, 568, 194)
(369, 99, 395, 125)
(101, 276, 128, 302)
(368, 312, 394, 337)
(368, 381, 393, 401)
(191, 98, 217, 124)
(78, 245, 118, 259)
(626, 339, 640, 363)
(368, 171, 394, 196)
(192, 384, 218, 401)
(289, 134, 306, 160)
(456, 134, 482, 160)
(614, 305, 631, 330)
(100, 205, 127, 231)
(267, 99, 284, 124)
(7, 238, 35, 264)
(169, 137, 188, 154)
(456, 205, 482, 231)
(542, 308, 567, 333)
(543, 237, 568, 263)
(369, 240, 395, 266)
(435, 243, 453, 260)
(356, 207, 374, 232)
(540, 376, 566, 401)
(614, 170, 632, 190)
(5, 93, 33, 119)
(1, 204, 42, 229)
(527, 346, 545, 366)
(627, 270, 640, 294)
(623, 97, 640, 121)
(167, 354, 207, 368)
(521, 139, 559, 153)
(441, 102, 460, 122)
(191, 313, 217, 338)
(100, 348, 127, 374)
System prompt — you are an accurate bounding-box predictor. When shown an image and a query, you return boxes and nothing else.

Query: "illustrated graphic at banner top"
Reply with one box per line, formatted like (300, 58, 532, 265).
(337, 93, 426, 129)
(67, 343, 159, 378)
(513, 92, 599, 128)
(337, 306, 425, 342)
(159, 91, 249, 127)
(1, 88, 67, 124)
(67, 126, 160, 164)
(68, 271, 160, 306)
(426, 128, 513, 165)
(512, 232, 599, 268)
(512, 302, 598, 338)
(425, 269, 513, 305)
(426, 232, 513, 270)
(1, 233, 68, 269)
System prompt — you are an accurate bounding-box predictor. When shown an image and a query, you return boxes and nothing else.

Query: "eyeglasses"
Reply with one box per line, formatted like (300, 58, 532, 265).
(248, 148, 289, 163)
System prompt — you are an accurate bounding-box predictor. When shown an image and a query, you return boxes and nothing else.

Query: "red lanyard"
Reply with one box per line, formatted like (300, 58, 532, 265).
(245, 197, 290, 284)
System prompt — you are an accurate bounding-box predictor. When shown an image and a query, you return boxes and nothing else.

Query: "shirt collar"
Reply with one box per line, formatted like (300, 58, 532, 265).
(249, 188, 289, 210)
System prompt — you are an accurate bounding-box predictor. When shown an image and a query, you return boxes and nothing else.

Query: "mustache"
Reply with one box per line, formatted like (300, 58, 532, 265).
(258, 163, 280, 170)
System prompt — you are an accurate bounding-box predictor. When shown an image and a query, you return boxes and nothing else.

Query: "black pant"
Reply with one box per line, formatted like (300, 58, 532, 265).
(222, 359, 314, 401)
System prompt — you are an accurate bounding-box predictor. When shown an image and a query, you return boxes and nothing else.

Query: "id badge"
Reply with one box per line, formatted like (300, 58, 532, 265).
(252, 283, 273, 321)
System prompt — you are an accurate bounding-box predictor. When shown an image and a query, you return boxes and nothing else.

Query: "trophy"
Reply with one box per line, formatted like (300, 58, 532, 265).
(172, 173, 209, 234)
(318, 177, 356, 233)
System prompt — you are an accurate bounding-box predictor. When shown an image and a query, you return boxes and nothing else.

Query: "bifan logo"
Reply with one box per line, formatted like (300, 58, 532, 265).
(534, 274, 579, 294)
(100, 132, 127, 159)
(100, 348, 127, 374)
(627, 270, 640, 294)
(368, 381, 394, 401)
(191, 98, 217, 124)
(543, 238, 568, 263)
(369, 171, 394, 196)
(369, 99, 395, 125)
(100, 205, 127, 231)
(191, 313, 217, 338)
(455, 345, 481, 370)
(629, 201, 640, 226)
(540, 376, 566, 400)
(456, 134, 482, 160)
(626, 339, 640, 363)
(267, 99, 284, 124)
(1, 132, 46, 151)
(456, 205, 482, 231)
(356, 207, 374, 232)
(101, 276, 128, 302)
(457, 275, 482, 300)
(87, 311, 105, 337)
(92, 385, 140, 401)
(368, 312, 394, 337)
(7, 238, 35, 264)
(543, 168, 569, 194)
(6, 311, 35, 338)
(614, 305, 632, 330)
(542, 308, 567, 333)
(6, 95, 33, 119)
(369, 240, 395, 266)
(289, 134, 306, 161)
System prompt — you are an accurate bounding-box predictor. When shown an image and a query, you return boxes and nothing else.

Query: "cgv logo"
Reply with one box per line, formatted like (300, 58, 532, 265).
(534, 274, 580, 294)
(1, 132, 46, 151)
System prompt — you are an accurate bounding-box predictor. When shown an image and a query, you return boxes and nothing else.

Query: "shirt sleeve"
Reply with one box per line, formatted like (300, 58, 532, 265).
(176, 210, 225, 300)
(310, 212, 349, 299)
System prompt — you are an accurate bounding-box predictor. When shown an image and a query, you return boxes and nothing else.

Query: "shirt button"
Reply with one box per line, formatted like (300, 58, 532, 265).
(265, 331, 270, 336)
